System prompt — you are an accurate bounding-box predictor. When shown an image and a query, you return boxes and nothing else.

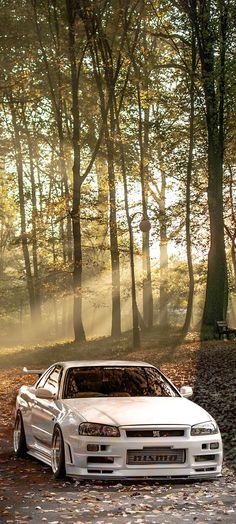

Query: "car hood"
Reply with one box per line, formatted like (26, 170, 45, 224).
(63, 397, 212, 427)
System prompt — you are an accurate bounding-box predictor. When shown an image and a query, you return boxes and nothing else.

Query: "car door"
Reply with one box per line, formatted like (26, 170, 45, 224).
(31, 365, 62, 448)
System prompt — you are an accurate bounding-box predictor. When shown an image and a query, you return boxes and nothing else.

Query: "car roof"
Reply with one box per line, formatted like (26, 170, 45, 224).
(55, 360, 155, 370)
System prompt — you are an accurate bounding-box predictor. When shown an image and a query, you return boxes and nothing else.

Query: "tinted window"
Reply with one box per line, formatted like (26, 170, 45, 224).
(36, 369, 52, 389)
(64, 367, 178, 399)
(43, 366, 62, 397)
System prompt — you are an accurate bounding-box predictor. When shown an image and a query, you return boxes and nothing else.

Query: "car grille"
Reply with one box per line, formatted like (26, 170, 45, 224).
(126, 429, 185, 438)
(127, 447, 186, 465)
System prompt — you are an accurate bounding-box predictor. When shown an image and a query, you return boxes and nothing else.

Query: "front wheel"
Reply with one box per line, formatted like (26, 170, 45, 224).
(51, 426, 66, 479)
(13, 411, 27, 457)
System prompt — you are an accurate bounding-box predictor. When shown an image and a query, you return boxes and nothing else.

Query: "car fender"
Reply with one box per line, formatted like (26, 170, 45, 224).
(56, 405, 86, 446)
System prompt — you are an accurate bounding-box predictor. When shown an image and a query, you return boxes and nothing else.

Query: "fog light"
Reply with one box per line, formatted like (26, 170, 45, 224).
(87, 444, 99, 452)
(210, 442, 219, 450)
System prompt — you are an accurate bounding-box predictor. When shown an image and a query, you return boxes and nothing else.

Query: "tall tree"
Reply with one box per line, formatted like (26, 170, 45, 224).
(137, 84, 153, 328)
(65, 0, 86, 342)
(77, 1, 123, 338)
(9, 99, 37, 320)
(66, 0, 110, 340)
(182, 25, 196, 335)
(22, 107, 41, 317)
(32, 0, 73, 263)
(77, 0, 145, 337)
(179, 0, 229, 336)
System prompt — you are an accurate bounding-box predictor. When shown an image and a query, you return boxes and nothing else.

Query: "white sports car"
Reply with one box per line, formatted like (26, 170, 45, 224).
(13, 360, 223, 480)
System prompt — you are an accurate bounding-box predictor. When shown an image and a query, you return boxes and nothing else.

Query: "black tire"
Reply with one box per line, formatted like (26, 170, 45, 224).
(51, 425, 66, 479)
(13, 411, 27, 457)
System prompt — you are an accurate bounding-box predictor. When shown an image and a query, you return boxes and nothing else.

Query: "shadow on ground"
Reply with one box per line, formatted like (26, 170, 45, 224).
(192, 340, 236, 473)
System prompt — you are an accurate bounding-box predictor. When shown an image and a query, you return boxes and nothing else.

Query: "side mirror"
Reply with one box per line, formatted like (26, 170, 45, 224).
(180, 386, 193, 398)
(36, 388, 56, 400)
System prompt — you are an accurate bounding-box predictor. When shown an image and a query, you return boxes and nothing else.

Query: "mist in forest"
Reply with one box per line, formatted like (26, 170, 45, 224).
(0, 295, 137, 347)
(0, 264, 144, 346)
(0, 287, 206, 349)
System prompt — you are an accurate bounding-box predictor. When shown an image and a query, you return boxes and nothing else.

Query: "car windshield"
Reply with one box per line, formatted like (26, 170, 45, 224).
(64, 366, 178, 398)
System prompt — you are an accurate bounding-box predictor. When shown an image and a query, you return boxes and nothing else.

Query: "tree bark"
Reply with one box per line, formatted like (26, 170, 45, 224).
(182, 26, 196, 336)
(116, 110, 140, 348)
(105, 101, 121, 337)
(95, 154, 109, 259)
(10, 104, 36, 321)
(137, 85, 153, 328)
(66, 0, 86, 342)
(33, 0, 73, 262)
(189, 0, 228, 336)
(22, 110, 41, 319)
(87, 33, 122, 337)
(159, 167, 169, 328)
(226, 165, 236, 286)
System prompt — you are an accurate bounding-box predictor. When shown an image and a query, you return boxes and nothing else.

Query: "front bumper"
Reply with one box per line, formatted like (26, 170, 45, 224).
(64, 425, 223, 479)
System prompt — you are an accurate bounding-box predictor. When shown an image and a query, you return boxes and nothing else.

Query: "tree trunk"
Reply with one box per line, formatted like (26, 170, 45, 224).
(182, 26, 196, 336)
(191, 0, 228, 336)
(202, 149, 227, 332)
(10, 104, 36, 320)
(72, 184, 86, 342)
(58, 135, 73, 263)
(231, 239, 236, 287)
(88, 37, 121, 337)
(66, 0, 86, 342)
(53, 298, 59, 337)
(33, 0, 73, 263)
(75, 0, 144, 339)
(22, 111, 41, 319)
(182, 0, 228, 337)
(226, 165, 236, 287)
(52, 0, 73, 262)
(50, 217, 57, 265)
(159, 167, 169, 328)
(95, 155, 109, 263)
(116, 112, 140, 348)
(105, 102, 121, 337)
(137, 85, 153, 328)
(0, 167, 7, 277)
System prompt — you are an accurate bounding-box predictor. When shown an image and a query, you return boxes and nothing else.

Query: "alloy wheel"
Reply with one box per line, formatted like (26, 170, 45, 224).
(13, 413, 21, 453)
(52, 429, 61, 474)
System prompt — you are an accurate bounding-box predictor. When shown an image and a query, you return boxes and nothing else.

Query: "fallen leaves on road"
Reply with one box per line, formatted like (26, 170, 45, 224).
(0, 340, 236, 523)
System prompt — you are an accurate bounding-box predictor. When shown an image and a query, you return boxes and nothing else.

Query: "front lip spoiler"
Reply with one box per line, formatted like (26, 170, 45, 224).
(71, 473, 222, 481)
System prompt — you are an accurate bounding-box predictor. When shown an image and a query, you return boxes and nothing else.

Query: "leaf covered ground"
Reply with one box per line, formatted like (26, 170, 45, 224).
(0, 339, 236, 523)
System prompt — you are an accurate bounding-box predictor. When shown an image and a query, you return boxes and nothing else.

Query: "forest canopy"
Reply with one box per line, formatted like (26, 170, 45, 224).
(0, 0, 235, 346)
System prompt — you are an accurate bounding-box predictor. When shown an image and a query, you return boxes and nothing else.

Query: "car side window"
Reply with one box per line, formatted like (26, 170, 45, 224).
(42, 366, 62, 397)
(36, 369, 52, 389)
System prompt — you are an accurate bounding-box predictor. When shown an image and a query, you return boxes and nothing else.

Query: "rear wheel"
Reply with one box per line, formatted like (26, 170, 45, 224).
(51, 426, 66, 479)
(13, 411, 27, 457)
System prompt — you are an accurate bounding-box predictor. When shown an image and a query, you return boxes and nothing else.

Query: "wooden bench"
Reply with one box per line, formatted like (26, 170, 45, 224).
(216, 321, 236, 339)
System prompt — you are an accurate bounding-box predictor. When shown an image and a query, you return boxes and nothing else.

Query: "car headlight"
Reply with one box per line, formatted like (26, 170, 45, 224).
(79, 422, 120, 437)
(191, 421, 219, 436)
